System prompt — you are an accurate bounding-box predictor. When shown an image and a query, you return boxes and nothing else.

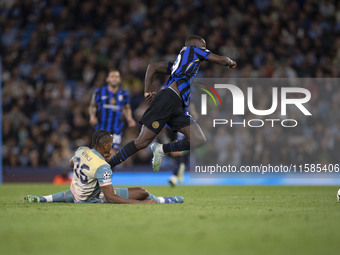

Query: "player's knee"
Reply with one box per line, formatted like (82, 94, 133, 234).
(198, 135, 207, 145)
(191, 134, 206, 148)
(138, 187, 149, 199)
(134, 137, 152, 150)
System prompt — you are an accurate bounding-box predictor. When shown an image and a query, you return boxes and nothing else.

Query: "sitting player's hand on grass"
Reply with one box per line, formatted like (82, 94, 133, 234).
(143, 200, 158, 204)
(144, 92, 157, 102)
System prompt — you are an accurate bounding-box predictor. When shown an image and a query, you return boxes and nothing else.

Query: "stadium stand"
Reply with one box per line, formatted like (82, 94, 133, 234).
(1, 0, 340, 169)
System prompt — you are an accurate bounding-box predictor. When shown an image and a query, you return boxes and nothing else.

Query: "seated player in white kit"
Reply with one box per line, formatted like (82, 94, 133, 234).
(25, 130, 184, 204)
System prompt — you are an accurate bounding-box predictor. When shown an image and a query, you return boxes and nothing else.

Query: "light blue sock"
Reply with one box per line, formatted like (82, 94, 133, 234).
(146, 193, 160, 203)
(42, 190, 74, 203)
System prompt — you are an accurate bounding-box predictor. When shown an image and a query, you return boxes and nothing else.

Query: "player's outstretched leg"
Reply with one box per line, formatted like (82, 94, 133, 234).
(151, 124, 205, 172)
(169, 162, 186, 187)
(24, 190, 74, 203)
(24, 195, 43, 203)
(157, 196, 184, 203)
(126, 187, 184, 204)
(177, 162, 185, 183)
(143, 190, 184, 204)
(150, 142, 165, 172)
(109, 126, 157, 169)
(125, 187, 161, 203)
(151, 138, 190, 172)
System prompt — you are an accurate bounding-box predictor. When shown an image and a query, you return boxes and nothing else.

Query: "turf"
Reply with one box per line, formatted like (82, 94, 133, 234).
(0, 185, 339, 255)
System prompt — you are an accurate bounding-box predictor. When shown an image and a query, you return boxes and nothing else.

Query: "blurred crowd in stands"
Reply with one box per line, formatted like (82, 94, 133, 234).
(192, 78, 340, 167)
(1, 0, 340, 168)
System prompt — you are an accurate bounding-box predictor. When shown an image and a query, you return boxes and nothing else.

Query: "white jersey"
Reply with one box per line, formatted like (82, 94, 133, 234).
(70, 147, 112, 202)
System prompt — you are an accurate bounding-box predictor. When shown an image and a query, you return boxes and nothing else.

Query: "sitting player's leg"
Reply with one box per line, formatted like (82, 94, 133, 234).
(117, 187, 160, 202)
(127, 187, 153, 200)
(25, 190, 75, 203)
(114, 187, 184, 203)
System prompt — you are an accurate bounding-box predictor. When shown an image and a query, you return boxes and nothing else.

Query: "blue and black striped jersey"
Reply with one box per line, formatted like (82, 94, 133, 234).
(165, 45, 211, 107)
(93, 86, 130, 134)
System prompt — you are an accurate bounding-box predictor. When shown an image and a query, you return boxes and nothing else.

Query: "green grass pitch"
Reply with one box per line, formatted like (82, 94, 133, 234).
(0, 184, 339, 255)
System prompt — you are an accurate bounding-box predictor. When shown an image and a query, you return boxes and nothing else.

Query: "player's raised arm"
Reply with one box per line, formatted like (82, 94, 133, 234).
(207, 53, 237, 68)
(144, 61, 172, 102)
(101, 185, 156, 204)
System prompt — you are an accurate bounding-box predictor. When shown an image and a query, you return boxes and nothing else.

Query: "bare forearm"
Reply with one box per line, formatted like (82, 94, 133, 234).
(106, 194, 146, 204)
(144, 64, 157, 93)
(208, 54, 237, 68)
(123, 106, 133, 121)
(144, 61, 168, 93)
(216, 56, 233, 66)
(223, 57, 234, 66)
(89, 95, 97, 116)
(89, 105, 96, 117)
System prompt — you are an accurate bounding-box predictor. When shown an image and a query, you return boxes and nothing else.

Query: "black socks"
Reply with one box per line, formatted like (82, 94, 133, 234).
(163, 138, 190, 153)
(108, 141, 138, 168)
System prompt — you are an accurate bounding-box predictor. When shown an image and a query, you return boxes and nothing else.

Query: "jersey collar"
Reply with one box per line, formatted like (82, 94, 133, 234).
(106, 85, 121, 94)
(91, 149, 105, 160)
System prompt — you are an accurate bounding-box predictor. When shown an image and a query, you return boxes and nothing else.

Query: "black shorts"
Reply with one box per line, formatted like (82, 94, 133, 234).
(140, 88, 196, 134)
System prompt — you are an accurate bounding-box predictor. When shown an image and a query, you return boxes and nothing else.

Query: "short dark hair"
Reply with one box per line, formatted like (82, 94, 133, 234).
(185, 35, 204, 45)
(91, 130, 112, 148)
(108, 70, 120, 74)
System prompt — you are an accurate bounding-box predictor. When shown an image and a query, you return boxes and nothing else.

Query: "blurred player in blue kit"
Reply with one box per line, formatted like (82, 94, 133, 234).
(24, 130, 184, 204)
(89, 70, 136, 157)
(160, 129, 188, 186)
(108, 35, 237, 172)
